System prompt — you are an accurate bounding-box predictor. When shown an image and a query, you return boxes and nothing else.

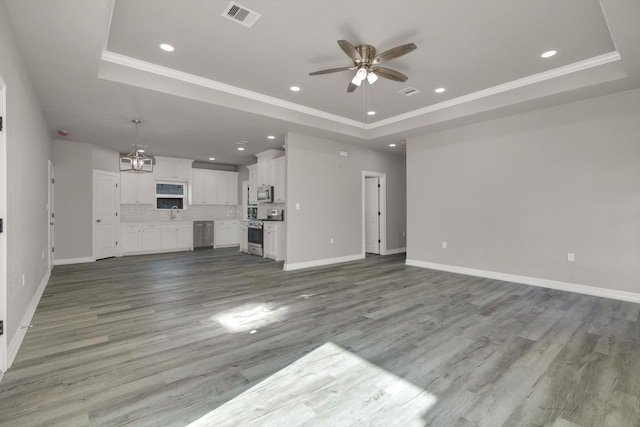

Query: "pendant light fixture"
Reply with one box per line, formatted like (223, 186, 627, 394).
(120, 119, 153, 173)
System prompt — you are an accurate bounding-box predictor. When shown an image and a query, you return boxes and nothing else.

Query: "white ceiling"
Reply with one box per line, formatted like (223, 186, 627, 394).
(4, 0, 640, 165)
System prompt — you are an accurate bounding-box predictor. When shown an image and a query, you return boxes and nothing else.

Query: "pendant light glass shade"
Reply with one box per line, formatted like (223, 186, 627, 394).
(120, 120, 153, 173)
(367, 71, 379, 85)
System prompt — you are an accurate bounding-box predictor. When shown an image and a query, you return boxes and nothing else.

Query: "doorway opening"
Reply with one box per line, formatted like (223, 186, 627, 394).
(362, 171, 386, 256)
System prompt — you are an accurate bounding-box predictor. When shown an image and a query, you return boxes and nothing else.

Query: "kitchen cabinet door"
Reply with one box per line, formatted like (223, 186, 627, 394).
(155, 156, 192, 181)
(191, 170, 209, 204)
(224, 172, 239, 205)
(239, 222, 248, 252)
(137, 172, 156, 204)
(272, 156, 285, 203)
(120, 172, 156, 204)
(161, 227, 177, 250)
(122, 224, 141, 253)
(214, 221, 229, 247)
(176, 225, 193, 249)
(228, 220, 240, 245)
(141, 224, 162, 251)
(263, 222, 284, 261)
(263, 229, 275, 259)
(247, 164, 258, 205)
(120, 173, 140, 204)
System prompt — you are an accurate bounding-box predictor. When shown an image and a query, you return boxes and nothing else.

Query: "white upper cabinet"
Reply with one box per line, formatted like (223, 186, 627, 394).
(247, 164, 258, 205)
(255, 149, 283, 187)
(271, 156, 286, 203)
(190, 169, 238, 205)
(120, 171, 156, 204)
(154, 156, 193, 181)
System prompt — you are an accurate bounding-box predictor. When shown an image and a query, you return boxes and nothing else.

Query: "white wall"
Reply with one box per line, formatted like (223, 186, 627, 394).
(0, 1, 52, 364)
(52, 139, 93, 260)
(407, 88, 640, 295)
(285, 132, 406, 267)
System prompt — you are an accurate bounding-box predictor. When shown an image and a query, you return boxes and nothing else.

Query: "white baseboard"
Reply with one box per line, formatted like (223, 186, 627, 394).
(284, 254, 365, 271)
(7, 269, 51, 369)
(405, 259, 640, 304)
(385, 247, 407, 255)
(54, 257, 94, 266)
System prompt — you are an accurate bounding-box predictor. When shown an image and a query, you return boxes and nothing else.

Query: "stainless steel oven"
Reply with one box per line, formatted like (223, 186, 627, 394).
(247, 220, 263, 256)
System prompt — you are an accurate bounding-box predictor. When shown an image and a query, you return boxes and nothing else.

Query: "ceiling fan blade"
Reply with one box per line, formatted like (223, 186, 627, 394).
(338, 40, 362, 62)
(347, 82, 359, 93)
(309, 66, 355, 76)
(373, 67, 409, 82)
(372, 43, 417, 64)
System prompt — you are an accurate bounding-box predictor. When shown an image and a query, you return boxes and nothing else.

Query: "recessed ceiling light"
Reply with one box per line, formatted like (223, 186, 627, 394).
(209, 157, 215, 161)
(137, 149, 145, 153)
(367, 111, 376, 116)
(237, 147, 245, 151)
(435, 87, 446, 93)
(159, 43, 175, 52)
(389, 143, 396, 147)
(290, 86, 301, 92)
(541, 50, 557, 58)
(267, 135, 275, 139)
(235, 140, 247, 145)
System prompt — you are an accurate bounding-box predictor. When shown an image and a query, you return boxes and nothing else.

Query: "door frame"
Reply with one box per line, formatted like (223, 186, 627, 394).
(92, 169, 121, 260)
(361, 171, 387, 256)
(0, 76, 7, 372)
(48, 160, 54, 269)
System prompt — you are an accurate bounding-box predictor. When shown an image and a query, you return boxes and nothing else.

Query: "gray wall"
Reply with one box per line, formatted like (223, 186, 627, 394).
(407, 88, 640, 294)
(0, 2, 52, 348)
(53, 139, 120, 260)
(53, 139, 94, 260)
(286, 132, 406, 265)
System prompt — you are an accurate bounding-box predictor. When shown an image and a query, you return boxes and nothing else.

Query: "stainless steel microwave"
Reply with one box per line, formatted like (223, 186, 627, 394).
(257, 185, 273, 203)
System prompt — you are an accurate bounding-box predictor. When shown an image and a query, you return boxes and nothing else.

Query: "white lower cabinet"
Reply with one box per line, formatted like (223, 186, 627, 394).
(122, 222, 193, 255)
(239, 220, 248, 252)
(214, 219, 240, 248)
(161, 223, 192, 250)
(263, 222, 285, 261)
(141, 224, 162, 251)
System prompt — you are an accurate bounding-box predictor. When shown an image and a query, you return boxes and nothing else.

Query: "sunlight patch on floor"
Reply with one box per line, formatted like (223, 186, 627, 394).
(187, 342, 438, 426)
(211, 302, 289, 332)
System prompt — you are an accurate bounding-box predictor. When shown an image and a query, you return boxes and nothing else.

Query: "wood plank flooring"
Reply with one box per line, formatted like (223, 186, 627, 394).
(0, 249, 639, 426)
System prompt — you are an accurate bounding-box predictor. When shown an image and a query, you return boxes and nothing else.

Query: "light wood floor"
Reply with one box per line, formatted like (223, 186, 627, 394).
(0, 249, 639, 426)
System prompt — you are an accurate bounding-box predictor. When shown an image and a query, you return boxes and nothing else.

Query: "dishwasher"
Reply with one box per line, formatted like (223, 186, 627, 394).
(193, 221, 214, 249)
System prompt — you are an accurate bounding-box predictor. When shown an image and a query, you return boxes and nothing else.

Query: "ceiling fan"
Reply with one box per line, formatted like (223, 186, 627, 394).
(309, 40, 417, 93)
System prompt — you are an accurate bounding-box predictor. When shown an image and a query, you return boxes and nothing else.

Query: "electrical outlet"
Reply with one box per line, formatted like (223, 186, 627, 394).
(330, 238, 334, 244)
(568, 252, 575, 262)
(295, 203, 300, 210)
(402, 231, 406, 237)
(442, 241, 447, 249)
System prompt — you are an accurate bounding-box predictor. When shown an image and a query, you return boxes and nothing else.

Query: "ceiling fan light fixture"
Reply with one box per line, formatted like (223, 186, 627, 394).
(351, 74, 362, 86)
(367, 71, 379, 85)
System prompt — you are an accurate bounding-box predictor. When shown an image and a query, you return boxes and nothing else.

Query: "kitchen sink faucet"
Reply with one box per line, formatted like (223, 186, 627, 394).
(170, 205, 180, 220)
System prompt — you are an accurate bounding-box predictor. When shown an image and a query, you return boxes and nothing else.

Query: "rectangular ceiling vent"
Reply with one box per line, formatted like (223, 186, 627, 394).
(399, 87, 421, 96)
(222, 2, 261, 28)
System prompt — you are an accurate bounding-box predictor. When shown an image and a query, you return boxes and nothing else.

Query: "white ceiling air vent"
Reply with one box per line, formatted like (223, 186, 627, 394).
(399, 87, 421, 96)
(222, 2, 261, 28)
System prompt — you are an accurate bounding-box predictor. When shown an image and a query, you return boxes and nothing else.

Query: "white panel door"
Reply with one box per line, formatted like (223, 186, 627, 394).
(365, 177, 380, 254)
(93, 170, 120, 260)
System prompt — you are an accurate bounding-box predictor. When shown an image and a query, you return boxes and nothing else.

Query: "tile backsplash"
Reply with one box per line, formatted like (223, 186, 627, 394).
(121, 204, 241, 222)
(257, 203, 285, 219)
